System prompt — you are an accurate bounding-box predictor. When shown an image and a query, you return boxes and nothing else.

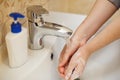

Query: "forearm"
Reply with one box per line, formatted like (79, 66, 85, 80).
(85, 17, 120, 55)
(72, 0, 117, 41)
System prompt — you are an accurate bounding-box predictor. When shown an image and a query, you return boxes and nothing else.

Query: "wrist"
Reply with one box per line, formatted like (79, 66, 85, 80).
(81, 45, 93, 60)
(71, 26, 92, 44)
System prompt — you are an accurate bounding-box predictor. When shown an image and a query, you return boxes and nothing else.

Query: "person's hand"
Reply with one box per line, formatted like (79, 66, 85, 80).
(65, 47, 90, 80)
(58, 35, 88, 78)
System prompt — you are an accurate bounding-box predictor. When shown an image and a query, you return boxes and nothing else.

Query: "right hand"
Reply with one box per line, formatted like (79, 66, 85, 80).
(58, 35, 88, 78)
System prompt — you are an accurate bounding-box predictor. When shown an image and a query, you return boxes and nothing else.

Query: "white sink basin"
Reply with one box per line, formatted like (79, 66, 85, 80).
(0, 11, 120, 80)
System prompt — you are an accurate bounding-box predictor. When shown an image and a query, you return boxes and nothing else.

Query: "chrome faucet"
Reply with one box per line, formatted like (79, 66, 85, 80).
(27, 5, 72, 50)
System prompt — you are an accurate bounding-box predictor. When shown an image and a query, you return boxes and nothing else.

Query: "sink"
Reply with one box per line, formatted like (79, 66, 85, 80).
(0, 11, 120, 80)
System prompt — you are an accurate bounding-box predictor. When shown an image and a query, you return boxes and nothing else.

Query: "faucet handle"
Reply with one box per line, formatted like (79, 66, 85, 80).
(27, 5, 49, 15)
(27, 5, 48, 22)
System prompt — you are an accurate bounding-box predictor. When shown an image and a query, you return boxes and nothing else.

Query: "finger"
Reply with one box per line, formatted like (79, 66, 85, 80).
(70, 68, 80, 80)
(58, 66, 64, 74)
(58, 39, 81, 78)
(58, 56, 69, 78)
(58, 67, 66, 79)
(59, 45, 67, 63)
(70, 64, 83, 80)
(59, 39, 76, 65)
(59, 44, 79, 67)
(59, 62, 69, 79)
(65, 58, 77, 80)
(70, 58, 86, 80)
(59, 36, 87, 65)
(58, 45, 67, 75)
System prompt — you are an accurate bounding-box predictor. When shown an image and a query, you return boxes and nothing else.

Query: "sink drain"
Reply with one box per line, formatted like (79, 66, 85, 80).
(51, 53, 54, 60)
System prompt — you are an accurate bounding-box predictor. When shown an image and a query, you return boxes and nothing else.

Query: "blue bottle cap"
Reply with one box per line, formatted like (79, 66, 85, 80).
(9, 12, 25, 33)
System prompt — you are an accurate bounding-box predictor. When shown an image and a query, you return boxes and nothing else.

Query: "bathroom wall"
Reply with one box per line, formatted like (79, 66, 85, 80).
(48, 0, 69, 12)
(68, 0, 95, 14)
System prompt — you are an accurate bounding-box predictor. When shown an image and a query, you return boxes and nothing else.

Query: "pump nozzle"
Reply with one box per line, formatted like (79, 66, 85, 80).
(9, 12, 24, 21)
(9, 12, 25, 33)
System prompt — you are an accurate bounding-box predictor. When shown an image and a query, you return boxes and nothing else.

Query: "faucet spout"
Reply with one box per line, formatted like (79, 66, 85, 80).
(27, 5, 72, 50)
(29, 21, 72, 50)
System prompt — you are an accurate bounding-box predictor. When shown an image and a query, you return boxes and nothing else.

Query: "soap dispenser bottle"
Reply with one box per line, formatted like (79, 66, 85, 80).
(6, 12, 28, 68)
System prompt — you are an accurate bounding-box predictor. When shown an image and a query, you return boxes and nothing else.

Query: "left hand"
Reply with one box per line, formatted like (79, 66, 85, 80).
(65, 47, 90, 80)
(58, 36, 88, 78)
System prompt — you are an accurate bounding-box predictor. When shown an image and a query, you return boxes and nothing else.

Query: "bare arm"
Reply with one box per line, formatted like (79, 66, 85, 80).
(72, 0, 118, 41)
(64, 17, 120, 80)
(58, 0, 118, 78)
(85, 17, 120, 55)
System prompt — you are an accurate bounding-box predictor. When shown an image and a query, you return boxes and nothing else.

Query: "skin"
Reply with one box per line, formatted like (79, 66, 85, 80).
(85, 17, 120, 55)
(65, 16, 120, 80)
(58, 0, 118, 80)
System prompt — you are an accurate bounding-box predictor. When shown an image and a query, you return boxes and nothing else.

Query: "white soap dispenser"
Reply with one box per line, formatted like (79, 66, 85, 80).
(6, 12, 28, 68)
